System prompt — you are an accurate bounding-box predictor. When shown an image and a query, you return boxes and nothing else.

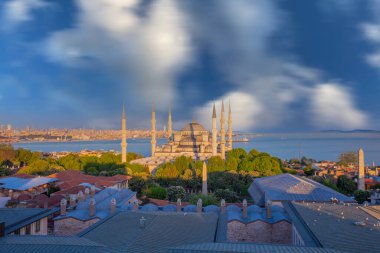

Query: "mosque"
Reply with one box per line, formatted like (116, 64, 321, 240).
(123, 102, 233, 171)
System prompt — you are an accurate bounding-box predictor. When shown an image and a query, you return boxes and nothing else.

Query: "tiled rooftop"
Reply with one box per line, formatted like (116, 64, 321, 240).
(168, 242, 344, 253)
(0, 177, 58, 191)
(0, 208, 58, 234)
(55, 188, 135, 221)
(291, 202, 380, 253)
(80, 211, 218, 253)
(249, 174, 354, 205)
(0, 235, 104, 253)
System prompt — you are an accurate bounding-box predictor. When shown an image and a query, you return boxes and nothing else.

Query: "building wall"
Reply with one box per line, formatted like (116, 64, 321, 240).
(54, 217, 100, 235)
(11, 217, 48, 235)
(227, 220, 292, 244)
(292, 224, 305, 246)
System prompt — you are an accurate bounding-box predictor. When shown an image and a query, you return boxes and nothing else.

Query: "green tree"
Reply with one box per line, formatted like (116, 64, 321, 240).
(167, 186, 186, 202)
(225, 157, 238, 171)
(227, 148, 247, 161)
(303, 164, 313, 176)
(338, 151, 357, 166)
(129, 177, 147, 195)
(238, 157, 254, 172)
(207, 156, 225, 172)
(58, 154, 82, 170)
(0, 144, 16, 165)
(354, 190, 370, 204)
(146, 186, 167, 200)
(337, 175, 356, 194)
(214, 189, 238, 202)
(248, 148, 260, 158)
(173, 156, 192, 175)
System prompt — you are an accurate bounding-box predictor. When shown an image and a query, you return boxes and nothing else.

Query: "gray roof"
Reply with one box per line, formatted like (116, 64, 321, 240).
(249, 174, 354, 205)
(55, 188, 135, 221)
(80, 211, 218, 253)
(0, 208, 58, 234)
(290, 202, 380, 253)
(0, 235, 104, 253)
(226, 204, 289, 224)
(0, 177, 58, 190)
(167, 242, 344, 253)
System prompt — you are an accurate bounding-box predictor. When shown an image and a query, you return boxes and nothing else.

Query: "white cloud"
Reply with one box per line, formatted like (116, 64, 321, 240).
(2, 0, 49, 27)
(194, 91, 262, 131)
(311, 83, 369, 129)
(40, 0, 369, 130)
(44, 0, 192, 110)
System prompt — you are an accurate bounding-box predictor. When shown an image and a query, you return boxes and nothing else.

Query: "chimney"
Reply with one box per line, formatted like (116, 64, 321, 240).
(77, 191, 84, 201)
(139, 216, 146, 229)
(8, 190, 13, 199)
(176, 198, 182, 212)
(84, 188, 90, 199)
(242, 199, 248, 219)
(133, 200, 139, 211)
(0, 222, 4, 238)
(90, 185, 96, 197)
(60, 198, 67, 216)
(197, 198, 203, 213)
(70, 195, 76, 209)
(89, 198, 96, 217)
(110, 198, 116, 214)
(220, 199, 226, 214)
(266, 200, 272, 219)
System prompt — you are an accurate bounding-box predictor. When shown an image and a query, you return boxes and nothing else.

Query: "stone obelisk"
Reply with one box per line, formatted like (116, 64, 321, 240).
(358, 148, 365, 191)
(202, 161, 208, 195)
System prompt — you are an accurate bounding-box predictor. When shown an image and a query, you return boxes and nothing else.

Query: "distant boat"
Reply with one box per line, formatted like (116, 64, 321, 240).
(233, 137, 249, 143)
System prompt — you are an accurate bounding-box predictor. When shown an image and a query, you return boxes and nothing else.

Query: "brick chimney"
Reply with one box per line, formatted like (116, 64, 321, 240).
(242, 199, 248, 219)
(266, 199, 272, 219)
(197, 198, 203, 213)
(220, 199, 226, 214)
(176, 198, 182, 212)
(133, 200, 139, 211)
(60, 198, 67, 216)
(84, 188, 90, 199)
(110, 198, 116, 214)
(89, 198, 96, 217)
(70, 195, 76, 209)
(90, 185, 96, 197)
(77, 191, 84, 201)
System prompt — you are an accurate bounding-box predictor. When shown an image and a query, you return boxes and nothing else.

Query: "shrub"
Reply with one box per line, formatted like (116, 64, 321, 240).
(167, 186, 186, 202)
(354, 190, 370, 204)
(214, 189, 239, 202)
(189, 194, 218, 206)
(146, 186, 167, 200)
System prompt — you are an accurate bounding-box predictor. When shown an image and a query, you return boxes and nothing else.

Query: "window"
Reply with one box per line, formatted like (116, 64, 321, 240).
(35, 220, 40, 233)
(14, 229, 20, 235)
(25, 224, 31, 235)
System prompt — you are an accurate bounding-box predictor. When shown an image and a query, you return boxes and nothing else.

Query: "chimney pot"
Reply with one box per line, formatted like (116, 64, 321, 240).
(242, 199, 248, 218)
(176, 198, 182, 212)
(60, 198, 67, 216)
(110, 198, 116, 214)
(220, 199, 226, 214)
(266, 199, 272, 219)
(197, 198, 203, 213)
(89, 198, 96, 217)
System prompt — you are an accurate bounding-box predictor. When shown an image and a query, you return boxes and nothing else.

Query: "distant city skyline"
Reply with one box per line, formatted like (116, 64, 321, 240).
(1, 0, 380, 131)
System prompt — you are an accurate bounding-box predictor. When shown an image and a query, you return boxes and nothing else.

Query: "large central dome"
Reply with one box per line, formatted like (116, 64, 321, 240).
(181, 122, 207, 132)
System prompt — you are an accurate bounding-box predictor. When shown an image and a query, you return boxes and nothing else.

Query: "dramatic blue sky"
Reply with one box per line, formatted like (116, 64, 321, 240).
(0, 0, 379, 131)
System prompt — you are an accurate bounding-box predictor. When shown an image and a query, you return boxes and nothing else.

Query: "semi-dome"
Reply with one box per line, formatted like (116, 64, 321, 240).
(181, 122, 207, 132)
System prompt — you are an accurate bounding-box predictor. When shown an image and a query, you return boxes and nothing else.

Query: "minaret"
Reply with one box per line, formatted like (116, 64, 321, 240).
(220, 101, 226, 160)
(168, 106, 172, 140)
(121, 105, 127, 163)
(212, 104, 217, 156)
(227, 100, 232, 151)
(151, 102, 156, 156)
(358, 148, 365, 191)
(202, 161, 208, 195)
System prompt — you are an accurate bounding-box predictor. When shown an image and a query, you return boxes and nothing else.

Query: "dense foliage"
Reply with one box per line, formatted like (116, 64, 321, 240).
(0, 144, 144, 176)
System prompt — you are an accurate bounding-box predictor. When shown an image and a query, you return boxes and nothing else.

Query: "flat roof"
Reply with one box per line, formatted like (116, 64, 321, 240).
(0, 177, 58, 191)
(291, 202, 380, 253)
(80, 211, 218, 253)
